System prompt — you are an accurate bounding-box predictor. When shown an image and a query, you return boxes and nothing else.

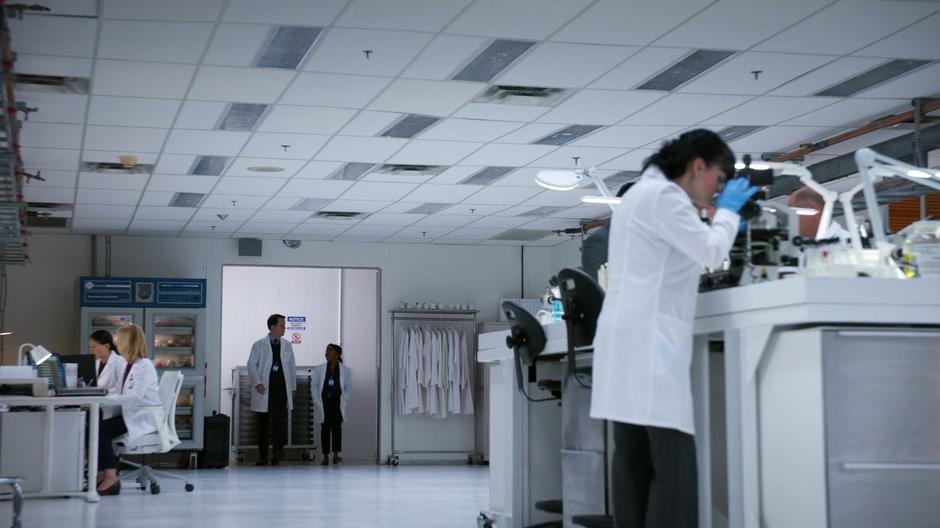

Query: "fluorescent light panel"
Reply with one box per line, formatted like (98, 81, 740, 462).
(190, 156, 229, 176)
(460, 166, 515, 185)
(534, 125, 603, 146)
(256, 26, 322, 69)
(637, 49, 736, 91)
(379, 114, 440, 139)
(452, 39, 535, 83)
(329, 162, 376, 181)
(217, 103, 268, 131)
(814, 59, 931, 97)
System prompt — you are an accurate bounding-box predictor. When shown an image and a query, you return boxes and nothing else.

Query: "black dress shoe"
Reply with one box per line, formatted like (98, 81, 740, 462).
(255, 460, 268, 466)
(98, 481, 121, 496)
(271, 458, 280, 466)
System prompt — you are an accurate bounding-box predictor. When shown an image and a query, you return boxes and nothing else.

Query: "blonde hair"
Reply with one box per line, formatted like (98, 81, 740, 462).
(114, 324, 149, 363)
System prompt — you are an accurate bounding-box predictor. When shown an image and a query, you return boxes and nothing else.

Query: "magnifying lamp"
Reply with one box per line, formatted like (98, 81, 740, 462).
(535, 166, 616, 210)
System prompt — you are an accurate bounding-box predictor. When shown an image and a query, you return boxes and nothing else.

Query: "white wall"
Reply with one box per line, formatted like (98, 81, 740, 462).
(550, 237, 583, 277)
(5, 233, 553, 461)
(340, 268, 380, 461)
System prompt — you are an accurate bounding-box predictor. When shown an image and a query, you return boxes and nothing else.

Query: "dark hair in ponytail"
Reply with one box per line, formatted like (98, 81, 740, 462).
(89, 330, 118, 354)
(326, 343, 343, 363)
(643, 129, 734, 181)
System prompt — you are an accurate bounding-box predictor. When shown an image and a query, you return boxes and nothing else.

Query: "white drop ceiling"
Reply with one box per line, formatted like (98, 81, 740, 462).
(14, 0, 940, 246)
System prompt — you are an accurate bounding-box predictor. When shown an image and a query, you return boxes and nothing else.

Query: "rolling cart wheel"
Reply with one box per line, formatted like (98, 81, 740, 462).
(467, 455, 474, 465)
(185, 483, 195, 492)
(150, 482, 160, 495)
(392, 457, 399, 467)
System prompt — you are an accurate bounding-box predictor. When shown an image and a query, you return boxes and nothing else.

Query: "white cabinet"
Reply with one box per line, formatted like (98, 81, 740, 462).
(0, 410, 85, 493)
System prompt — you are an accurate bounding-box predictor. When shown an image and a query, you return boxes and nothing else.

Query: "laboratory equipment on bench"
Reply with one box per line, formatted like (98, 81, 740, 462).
(898, 220, 940, 278)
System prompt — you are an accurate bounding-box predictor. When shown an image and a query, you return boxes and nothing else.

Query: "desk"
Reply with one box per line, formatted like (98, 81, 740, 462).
(0, 395, 108, 502)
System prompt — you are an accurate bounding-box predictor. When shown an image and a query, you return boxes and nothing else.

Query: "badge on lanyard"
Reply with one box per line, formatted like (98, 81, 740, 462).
(328, 377, 334, 387)
(272, 364, 280, 373)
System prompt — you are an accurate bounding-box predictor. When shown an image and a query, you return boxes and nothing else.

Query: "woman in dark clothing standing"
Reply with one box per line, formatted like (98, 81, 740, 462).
(314, 343, 351, 466)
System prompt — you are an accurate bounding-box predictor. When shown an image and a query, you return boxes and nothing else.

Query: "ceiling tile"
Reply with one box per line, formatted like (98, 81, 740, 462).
(705, 96, 839, 126)
(78, 172, 149, 190)
(572, 125, 685, 148)
(620, 94, 752, 126)
(600, 149, 654, 171)
(239, 220, 301, 234)
(98, 21, 213, 63)
(590, 47, 691, 89)
(338, 0, 472, 31)
(521, 189, 591, 207)
(20, 123, 83, 149)
(770, 57, 891, 97)
(656, 0, 831, 50)
(278, 179, 353, 199)
(453, 103, 550, 122)
(438, 203, 508, 215)
(154, 154, 197, 174)
(23, 186, 75, 204)
(340, 224, 404, 238)
(855, 62, 940, 98)
(103, 0, 225, 21)
(259, 105, 357, 134)
(76, 189, 141, 205)
(420, 118, 523, 142)
(678, 52, 835, 95)
(387, 140, 482, 165)
(71, 218, 130, 232)
(9, 15, 96, 57)
(402, 35, 488, 80)
(446, 0, 594, 40)
(489, 167, 543, 187)
(240, 133, 330, 159)
(147, 174, 219, 193)
(538, 90, 665, 125)
(520, 217, 578, 230)
(135, 206, 196, 221)
(498, 43, 639, 88)
(82, 150, 158, 165)
(21, 148, 80, 171)
(20, 93, 88, 125)
(281, 73, 391, 108)
(756, 1, 939, 55)
(726, 125, 833, 154)
(15, 54, 92, 78)
(164, 130, 250, 156)
(22, 169, 77, 188)
(288, 223, 351, 237)
(463, 186, 541, 205)
(403, 183, 481, 203)
(339, 111, 403, 136)
(223, 0, 348, 25)
(292, 161, 345, 179)
(411, 214, 479, 227)
(83, 125, 168, 153)
(31, 0, 96, 17)
(248, 209, 312, 223)
(183, 222, 240, 235)
(339, 182, 419, 201)
(785, 98, 908, 127)
(323, 200, 392, 214)
(191, 207, 256, 222)
(469, 215, 531, 228)
(359, 213, 426, 226)
(304, 28, 432, 76)
(549, 203, 609, 219)
(74, 204, 136, 219)
(494, 124, 564, 145)
(386, 225, 455, 241)
(530, 146, 628, 169)
(203, 23, 273, 67)
(224, 158, 307, 177)
(436, 226, 505, 241)
(315, 136, 408, 163)
(460, 144, 557, 166)
(264, 197, 306, 210)
(93, 60, 196, 99)
(213, 177, 281, 196)
(175, 101, 228, 130)
(189, 66, 295, 104)
(202, 194, 268, 209)
(856, 11, 940, 60)
(370, 79, 484, 116)
(87, 96, 181, 128)
(127, 219, 188, 234)
(553, 0, 711, 46)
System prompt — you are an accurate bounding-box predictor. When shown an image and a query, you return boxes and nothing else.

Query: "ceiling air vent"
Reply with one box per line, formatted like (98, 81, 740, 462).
(169, 192, 205, 208)
(717, 125, 765, 143)
(490, 229, 551, 241)
(814, 59, 932, 97)
(460, 166, 514, 185)
(452, 39, 535, 83)
(473, 85, 568, 107)
(256, 26, 322, 69)
(80, 161, 154, 174)
(25, 202, 72, 229)
(329, 162, 376, 181)
(534, 125, 603, 146)
(14, 74, 89, 94)
(314, 211, 368, 220)
(372, 164, 447, 177)
(291, 198, 331, 211)
(406, 203, 450, 214)
(636, 49, 736, 91)
(379, 114, 440, 139)
(217, 103, 268, 131)
(191, 156, 229, 176)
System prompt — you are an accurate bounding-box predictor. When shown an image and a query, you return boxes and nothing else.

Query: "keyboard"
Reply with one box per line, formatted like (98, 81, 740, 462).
(55, 387, 109, 397)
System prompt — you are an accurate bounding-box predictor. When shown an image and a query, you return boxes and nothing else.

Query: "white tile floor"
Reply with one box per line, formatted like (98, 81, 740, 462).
(0, 464, 489, 527)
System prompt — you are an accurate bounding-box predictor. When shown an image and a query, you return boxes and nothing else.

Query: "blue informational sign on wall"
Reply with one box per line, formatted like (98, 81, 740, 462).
(80, 277, 207, 308)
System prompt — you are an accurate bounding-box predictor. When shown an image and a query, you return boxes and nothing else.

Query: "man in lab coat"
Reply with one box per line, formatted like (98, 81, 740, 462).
(591, 130, 757, 527)
(787, 186, 852, 242)
(247, 314, 296, 466)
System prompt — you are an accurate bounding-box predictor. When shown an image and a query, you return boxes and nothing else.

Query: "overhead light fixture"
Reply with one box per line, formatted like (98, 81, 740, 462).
(246, 166, 285, 173)
(735, 161, 770, 171)
(581, 195, 621, 205)
(792, 207, 819, 216)
(0, 331, 12, 336)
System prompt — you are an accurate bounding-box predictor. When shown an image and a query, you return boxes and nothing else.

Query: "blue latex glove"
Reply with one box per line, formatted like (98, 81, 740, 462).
(715, 177, 759, 214)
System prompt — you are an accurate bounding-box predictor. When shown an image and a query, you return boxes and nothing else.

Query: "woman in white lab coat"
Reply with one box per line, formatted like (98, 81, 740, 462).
(88, 330, 128, 416)
(96, 324, 161, 495)
(590, 129, 756, 527)
(312, 343, 350, 465)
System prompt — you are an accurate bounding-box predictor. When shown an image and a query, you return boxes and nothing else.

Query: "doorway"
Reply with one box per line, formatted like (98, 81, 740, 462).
(220, 265, 380, 462)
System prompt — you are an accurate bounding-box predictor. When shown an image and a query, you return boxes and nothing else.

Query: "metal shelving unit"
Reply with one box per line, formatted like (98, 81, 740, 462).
(0, 2, 29, 265)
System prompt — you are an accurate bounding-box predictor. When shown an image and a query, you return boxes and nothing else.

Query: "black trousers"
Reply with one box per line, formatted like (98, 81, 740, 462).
(98, 416, 128, 471)
(321, 399, 342, 454)
(256, 377, 287, 461)
(612, 422, 698, 528)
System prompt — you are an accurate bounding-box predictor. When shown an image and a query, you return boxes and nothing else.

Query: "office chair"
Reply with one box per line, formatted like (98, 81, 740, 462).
(113, 370, 195, 495)
(557, 269, 613, 528)
(502, 300, 561, 402)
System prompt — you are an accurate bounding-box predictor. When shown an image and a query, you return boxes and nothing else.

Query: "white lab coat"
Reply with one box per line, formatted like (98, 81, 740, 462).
(311, 362, 351, 424)
(103, 358, 161, 444)
(246, 335, 297, 413)
(95, 350, 127, 419)
(590, 166, 739, 435)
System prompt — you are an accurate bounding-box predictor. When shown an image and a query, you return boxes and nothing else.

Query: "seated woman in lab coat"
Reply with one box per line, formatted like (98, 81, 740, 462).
(89, 330, 128, 393)
(312, 344, 351, 465)
(96, 324, 161, 495)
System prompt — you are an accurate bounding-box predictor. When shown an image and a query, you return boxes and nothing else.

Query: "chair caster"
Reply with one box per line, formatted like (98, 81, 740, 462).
(150, 482, 160, 495)
(185, 483, 194, 492)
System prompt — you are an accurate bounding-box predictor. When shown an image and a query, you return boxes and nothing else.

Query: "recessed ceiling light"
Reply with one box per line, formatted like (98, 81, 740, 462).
(246, 166, 285, 173)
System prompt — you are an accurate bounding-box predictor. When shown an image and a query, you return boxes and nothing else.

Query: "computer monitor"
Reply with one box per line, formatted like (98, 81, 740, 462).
(60, 355, 97, 387)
